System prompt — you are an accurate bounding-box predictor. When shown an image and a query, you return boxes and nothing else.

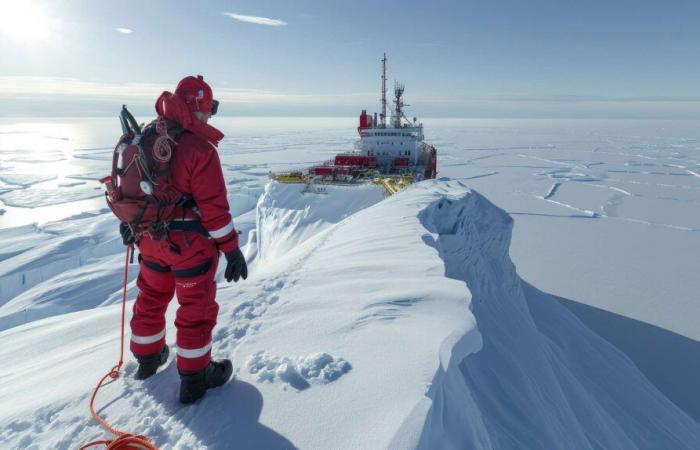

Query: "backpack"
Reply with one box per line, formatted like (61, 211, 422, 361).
(101, 105, 192, 244)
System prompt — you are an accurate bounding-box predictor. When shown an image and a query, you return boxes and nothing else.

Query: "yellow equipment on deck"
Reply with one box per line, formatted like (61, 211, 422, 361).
(273, 171, 413, 197)
(372, 173, 413, 196)
(273, 172, 311, 184)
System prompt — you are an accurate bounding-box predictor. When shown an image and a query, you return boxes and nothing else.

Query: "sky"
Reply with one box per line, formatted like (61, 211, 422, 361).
(2, 0, 700, 118)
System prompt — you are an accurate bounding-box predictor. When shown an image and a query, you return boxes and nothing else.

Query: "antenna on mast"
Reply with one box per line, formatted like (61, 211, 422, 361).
(380, 53, 387, 128)
(394, 82, 405, 127)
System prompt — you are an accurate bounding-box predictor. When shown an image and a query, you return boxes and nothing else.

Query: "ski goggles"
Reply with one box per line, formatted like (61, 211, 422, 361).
(211, 99, 219, 116)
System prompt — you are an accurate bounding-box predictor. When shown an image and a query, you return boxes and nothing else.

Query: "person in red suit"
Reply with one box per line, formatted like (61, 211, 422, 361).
(128, 75, 247, 404)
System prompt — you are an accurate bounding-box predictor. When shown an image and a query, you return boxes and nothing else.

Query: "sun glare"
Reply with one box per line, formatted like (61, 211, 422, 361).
(0, 1, 53, 43)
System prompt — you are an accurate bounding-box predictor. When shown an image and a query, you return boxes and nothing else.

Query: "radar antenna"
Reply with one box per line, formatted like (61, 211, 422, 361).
(394, 82, 405, 127)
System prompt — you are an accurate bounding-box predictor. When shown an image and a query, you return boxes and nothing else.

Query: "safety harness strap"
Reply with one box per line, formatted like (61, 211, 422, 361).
(168, 219, 210, 237)
(142, 259, 170, 273)
(173, 259, 212, 278)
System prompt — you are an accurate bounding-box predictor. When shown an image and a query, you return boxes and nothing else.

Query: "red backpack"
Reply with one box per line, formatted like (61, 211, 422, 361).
(101, 105, 191, 244)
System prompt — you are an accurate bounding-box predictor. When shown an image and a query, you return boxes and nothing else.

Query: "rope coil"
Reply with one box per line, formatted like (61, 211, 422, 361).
(80, 245, 159, 450)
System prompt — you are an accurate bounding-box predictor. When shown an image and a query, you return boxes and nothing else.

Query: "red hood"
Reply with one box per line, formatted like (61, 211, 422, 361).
(155, 91, 224, 145)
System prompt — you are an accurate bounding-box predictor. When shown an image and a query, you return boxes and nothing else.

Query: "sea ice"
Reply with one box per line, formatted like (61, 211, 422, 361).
(0, 187, 103, 208)
(0, 174, 57, 187)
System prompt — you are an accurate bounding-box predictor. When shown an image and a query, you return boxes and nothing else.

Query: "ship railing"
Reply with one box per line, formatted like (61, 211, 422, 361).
(272, 172, 310, 184)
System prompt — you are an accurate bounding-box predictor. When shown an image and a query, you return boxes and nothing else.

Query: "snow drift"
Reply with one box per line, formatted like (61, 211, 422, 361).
(1, 180, 699, 449)
(405, 183, 700, 449)
(254, 182, 386, 263)
(0, 212, 126, 331)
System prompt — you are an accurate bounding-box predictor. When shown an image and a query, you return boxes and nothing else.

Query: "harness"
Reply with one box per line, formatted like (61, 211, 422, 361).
(105, 106, 211, 248)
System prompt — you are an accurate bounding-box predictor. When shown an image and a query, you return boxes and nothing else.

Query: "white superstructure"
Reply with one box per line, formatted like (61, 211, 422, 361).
(355, 123, 425, 166)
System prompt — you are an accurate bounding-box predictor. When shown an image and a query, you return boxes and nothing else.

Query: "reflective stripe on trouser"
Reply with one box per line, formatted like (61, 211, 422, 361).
(131, 328, 166, 345)
(130, 232, 220, 372)
(174, 259, 219, 372)
(177, 341, 213, 372)
(130, 264, 172, 357)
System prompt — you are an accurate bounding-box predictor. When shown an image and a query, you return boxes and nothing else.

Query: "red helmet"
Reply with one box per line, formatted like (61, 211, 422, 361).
(174, 75, 218, 114)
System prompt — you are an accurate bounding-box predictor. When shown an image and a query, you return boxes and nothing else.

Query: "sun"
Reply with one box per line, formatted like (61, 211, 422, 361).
(0, 1, 53, 43)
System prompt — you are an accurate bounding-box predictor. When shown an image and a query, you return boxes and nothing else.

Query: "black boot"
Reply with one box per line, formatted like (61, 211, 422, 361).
(179, 359, 233, 404)
(135, 346, 169, 380)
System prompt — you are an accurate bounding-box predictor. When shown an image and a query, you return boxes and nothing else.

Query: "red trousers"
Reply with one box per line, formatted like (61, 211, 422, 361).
(130, 231, 219, 372)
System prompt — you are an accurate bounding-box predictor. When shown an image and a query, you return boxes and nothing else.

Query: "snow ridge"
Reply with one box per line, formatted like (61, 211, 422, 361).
(403, 185, 700, 449)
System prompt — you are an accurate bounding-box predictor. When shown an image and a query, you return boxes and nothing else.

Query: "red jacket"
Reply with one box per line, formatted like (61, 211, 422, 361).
(155, 91, 239, 253)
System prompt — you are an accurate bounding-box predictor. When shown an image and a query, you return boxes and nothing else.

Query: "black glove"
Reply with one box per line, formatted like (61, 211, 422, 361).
(119, 222, 135, 246)
(224, 248, 248, 283)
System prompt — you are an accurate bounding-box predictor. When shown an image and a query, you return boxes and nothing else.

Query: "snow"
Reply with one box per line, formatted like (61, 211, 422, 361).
(247, 351, 352, 389)
(255, 182, 386, 263)
(0, 117, 699, 448)
(0, 174, 57, 187)
(414, 185, 698, 448)
(0, 180, 698, 448)
(0, 212, 122, 311)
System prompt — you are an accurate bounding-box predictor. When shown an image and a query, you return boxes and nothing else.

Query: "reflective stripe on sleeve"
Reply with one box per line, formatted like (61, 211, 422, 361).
(208, 219, 235, 239)
(177, 341, 212, 359)
(131, 328, 166, 345)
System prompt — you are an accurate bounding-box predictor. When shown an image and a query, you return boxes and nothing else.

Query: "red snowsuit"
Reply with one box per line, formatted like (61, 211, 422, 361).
(129, 92, 238, 372)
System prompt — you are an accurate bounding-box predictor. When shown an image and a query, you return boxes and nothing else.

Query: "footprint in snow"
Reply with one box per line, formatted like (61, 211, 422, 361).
(247, 351, 351, 391)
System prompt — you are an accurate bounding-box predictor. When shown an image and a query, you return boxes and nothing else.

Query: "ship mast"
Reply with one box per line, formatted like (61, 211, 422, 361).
(381, 53, 387, 128)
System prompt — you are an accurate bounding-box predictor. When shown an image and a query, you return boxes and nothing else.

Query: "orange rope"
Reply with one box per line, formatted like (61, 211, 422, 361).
(80, 245, 159, 450)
